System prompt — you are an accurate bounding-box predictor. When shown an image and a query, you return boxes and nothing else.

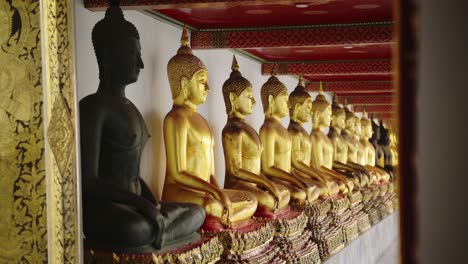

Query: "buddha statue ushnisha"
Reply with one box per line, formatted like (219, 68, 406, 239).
(309, 83, 354, 194)
(221, 56, 290, 217)
(287, 77, 340, 198)
(328, 95, 368, 188)
(259, 68, 321, 204)
(80, 2, 204, 251)
(162, 28, 257, 230)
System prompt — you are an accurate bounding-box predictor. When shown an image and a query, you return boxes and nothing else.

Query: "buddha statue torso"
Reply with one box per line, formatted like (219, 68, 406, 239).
(310, 129, 335, 169)
(328, 127, 348, 164)
(80, 6, 204, 251)
(342, 130, 359, 163)
(164, 106, 213, 184)
(162, 32, 257, 229)
(224, 118, 262, 178)
(261, 117, 292, 172)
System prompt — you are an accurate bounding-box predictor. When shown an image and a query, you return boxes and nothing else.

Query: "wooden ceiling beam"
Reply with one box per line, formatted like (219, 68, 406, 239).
(262, 60, 393, 77)
(191, 24, 393, 49)
(334, 95, 394, 105)
(305, 81, 394, 94)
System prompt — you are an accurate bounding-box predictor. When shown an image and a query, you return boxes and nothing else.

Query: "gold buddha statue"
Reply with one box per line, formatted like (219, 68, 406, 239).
(328, 96, 368, 188)
(259, 70, 321, 204)
(309, 83, 354, 194)
(360, 111, 390, 183)
(221, 56, 290, 215)
(287, 77, 339, 197)
(389, 127, 399, 167)
(162, 28, 257, 229)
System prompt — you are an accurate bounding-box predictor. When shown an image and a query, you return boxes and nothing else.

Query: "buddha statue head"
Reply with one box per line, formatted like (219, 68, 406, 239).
(343, 99, 357, 134)
(330, 94, 346, 131)
(260, 66, 289, 119)
(370, 115, 381, 143)
(222, 55, 255, 118)
(167, 26, 209, 107)
(288, 76, 312, 123)
(378, 120, 390, 146)
(360, 109, 373, 140)
(311, 82, 332, 130)
(92, 0, 143, 86)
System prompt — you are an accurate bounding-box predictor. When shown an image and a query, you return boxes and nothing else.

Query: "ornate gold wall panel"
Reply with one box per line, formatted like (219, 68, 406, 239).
(41, 0, 81, 263)
(0, 0, 47, 263)
(0, 0, 80, 263)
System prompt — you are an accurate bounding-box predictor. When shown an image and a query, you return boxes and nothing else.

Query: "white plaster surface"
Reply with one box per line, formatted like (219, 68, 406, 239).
(74, 2, 321, 197)
(325, 213, 400, 264)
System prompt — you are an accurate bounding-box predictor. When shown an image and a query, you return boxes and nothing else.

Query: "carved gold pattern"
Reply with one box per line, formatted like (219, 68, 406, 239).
(41, 0, 80, 262)
(0, 0, 47, 262)
(84, 236, 223, 264)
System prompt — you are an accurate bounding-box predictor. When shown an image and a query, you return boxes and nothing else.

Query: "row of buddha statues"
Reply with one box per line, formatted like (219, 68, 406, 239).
(80, 3, 398, 263)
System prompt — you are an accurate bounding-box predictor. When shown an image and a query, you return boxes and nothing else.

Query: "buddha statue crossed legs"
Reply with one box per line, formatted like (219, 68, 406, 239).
(259, 70, 321, 204)
(80, 4, 204, 251)
(162, 28, 257, 229)
(221, 56, 290, 216)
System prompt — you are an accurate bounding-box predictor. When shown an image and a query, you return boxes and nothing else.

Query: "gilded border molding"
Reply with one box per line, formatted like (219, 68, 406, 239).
(41, 0, 81, 263)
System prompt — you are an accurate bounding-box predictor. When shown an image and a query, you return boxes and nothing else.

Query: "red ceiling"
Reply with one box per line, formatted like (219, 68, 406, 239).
(245, 44, 393, 62)
(157, 0, 393, 28)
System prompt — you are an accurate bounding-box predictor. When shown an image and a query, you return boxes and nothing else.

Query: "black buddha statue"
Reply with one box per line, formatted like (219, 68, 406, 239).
(79, 2, 205, 252)
(378, 120, 394, 172)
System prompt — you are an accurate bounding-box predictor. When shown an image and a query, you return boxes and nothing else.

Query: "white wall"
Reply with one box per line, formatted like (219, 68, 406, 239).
(74, 2, 331, 198)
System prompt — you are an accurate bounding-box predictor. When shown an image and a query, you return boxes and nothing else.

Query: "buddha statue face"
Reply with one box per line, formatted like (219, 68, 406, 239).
(295, 98, 312, 123)
(355, 119, 362, 138)
(361, 120, 373, 139)
(230, 86, 255, 116)
(331, 110, 345, 130)
(288, 78, 312, 123)
(345, 114, 356, 133)
(270, 91, 289, 118)
(105, 38, 144, 85)
(182, 70, 209, 106)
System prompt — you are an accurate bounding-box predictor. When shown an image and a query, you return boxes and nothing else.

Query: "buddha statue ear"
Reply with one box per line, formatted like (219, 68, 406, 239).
(229, 92, 237, 113)
(268, 94, 274, 114)
(180, 76, 189, 100)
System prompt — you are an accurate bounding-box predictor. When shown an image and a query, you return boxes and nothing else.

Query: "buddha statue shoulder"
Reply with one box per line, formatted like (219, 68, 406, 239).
(79, 3, 204, 251)
(162, 28, 257, 229)
(309, 83, 354, 193)
(259, 70, 321, 203)
(221, 56, 290, 215)
(287, 77, 337, 198)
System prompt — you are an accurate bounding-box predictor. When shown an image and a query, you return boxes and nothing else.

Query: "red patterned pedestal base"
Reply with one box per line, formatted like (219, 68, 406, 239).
(292, 199, 343, 261)
(329, 196, 359, 244)
(256, 206, 321, 263)
(83, 236, 222, 264)
(202, 219, 276, 263)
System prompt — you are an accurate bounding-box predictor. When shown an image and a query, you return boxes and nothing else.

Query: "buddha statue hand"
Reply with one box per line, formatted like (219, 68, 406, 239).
(215, 189, 233, 227)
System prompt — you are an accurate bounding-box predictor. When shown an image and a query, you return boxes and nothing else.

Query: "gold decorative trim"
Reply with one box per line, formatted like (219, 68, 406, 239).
(41, 0, 81, 262)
